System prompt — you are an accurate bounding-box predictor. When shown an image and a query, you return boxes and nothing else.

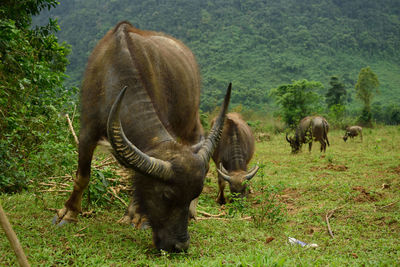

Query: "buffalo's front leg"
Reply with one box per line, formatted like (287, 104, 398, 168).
(217, 175, 226, 205)
(53, 131, 98, 225)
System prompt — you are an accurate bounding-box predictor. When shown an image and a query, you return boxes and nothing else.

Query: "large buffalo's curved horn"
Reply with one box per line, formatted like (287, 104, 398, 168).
(107, 86, 174, 180)
(219, 163, 229, 175)
(217, 163, 231, 183)
(197, 83, 232, 165)
(245, 165, 259, 181)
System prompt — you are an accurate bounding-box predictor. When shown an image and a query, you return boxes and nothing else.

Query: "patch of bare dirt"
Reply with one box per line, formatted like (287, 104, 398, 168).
(392, 165, 400, 175)
(278, 188, 301, 214)
(310, 163, 348, 172)
(305, 226, 323, 236)
(374, 216, 399, 231)
(352, 186, 381, 202)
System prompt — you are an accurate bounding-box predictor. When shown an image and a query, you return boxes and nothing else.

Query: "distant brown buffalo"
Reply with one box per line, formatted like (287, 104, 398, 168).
(211, 113, 259, 204)
(343, 126, 363, 142)
(52, 21, 232, 252)
(286, 116, 330, 153)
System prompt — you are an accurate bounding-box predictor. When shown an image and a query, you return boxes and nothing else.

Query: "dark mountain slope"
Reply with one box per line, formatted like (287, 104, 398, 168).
(34, 0, 400, 111)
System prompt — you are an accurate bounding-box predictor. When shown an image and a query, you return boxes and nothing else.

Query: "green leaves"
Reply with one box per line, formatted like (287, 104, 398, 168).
(0, 1, 73, 193)
(270, 80, 324, 127)
(355, 67, 380, 126)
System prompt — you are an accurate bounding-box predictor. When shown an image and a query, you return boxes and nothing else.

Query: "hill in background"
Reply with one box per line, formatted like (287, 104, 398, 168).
(34, 0, 400, 112)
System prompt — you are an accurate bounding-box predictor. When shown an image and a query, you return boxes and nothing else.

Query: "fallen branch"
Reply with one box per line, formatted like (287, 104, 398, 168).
(197, 217, 230, 221)
(66, 114, 79, 146)
(325, 213, 335, 239)
(37, 189, 71, 193)
(376, 201, 399, 211)
(94, 156, 115, 167)
(197, 216, 251, 221)
(47, 175, 73, 180)
(197, 210, 226, 218)
(94, 160, 117, 169)
(76, 226, 87, 233)
(38, 182, 71, 188)
(109, 188, 128, 207)
(325, 204, 347, 239)
(0, 203, 30, 267)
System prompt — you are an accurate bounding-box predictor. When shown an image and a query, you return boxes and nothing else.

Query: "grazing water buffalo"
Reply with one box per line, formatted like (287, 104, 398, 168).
(211, 113, 259, 205)
(343, 126, 363, 142)
(286, 116, 330, 153)
(52, 21, 232, 252)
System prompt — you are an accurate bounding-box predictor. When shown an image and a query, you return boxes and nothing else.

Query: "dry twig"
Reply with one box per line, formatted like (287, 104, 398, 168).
(325, 204, 347, 239)
(37, 189, 71, 193)
(197, 210, 226, 218)
(375, 201, 399, 211)
(197, 216, 251, 221)
(65, 114, 79, 146)
(0, 203, 30, 267)
(109, 188, 128, 207)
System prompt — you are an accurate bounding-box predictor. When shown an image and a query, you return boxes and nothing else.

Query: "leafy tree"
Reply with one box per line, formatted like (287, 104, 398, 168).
(270, 79, 324, 127)
(385, 104, 400, 125)
(355, 66, 379, 126)
(326, 76, 346, 108)
(0, 0, 73, 192)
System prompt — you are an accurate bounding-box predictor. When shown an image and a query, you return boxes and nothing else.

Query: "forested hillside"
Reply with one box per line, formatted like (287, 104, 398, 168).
(34, 0, 400, 112)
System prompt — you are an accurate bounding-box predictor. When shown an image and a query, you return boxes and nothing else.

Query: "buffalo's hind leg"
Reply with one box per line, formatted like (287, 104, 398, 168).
(53, 128, 100, 226)
(320, 140, 326, 152)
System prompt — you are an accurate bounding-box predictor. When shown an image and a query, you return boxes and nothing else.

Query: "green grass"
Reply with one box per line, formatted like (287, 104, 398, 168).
(1, 126, 399, 266)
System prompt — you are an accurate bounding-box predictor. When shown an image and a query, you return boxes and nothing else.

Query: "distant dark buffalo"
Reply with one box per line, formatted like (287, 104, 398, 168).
(52, 21, 232, 252)
(211, 113, 259, 204)
(343, 126, 363, 142)
(286, 116, 330, 153)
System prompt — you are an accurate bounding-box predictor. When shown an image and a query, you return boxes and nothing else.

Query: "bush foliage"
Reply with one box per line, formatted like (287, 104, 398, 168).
(0, 0, 76, 192)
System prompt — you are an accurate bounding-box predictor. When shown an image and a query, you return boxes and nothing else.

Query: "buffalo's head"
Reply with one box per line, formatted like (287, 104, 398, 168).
(107, 84, 231, 252)
(286, 133, 301, 153)
(343, 132, 350, 142)
(217, 163, 259, 198)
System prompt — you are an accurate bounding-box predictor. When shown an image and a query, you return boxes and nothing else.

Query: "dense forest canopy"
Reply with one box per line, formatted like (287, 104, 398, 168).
(34, 0, 400, 113)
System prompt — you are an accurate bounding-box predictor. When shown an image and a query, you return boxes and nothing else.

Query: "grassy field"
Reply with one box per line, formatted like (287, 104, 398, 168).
(1, 126, 399, 266)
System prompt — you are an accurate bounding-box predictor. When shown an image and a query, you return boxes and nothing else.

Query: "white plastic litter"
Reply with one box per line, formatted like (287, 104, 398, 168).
(288, 237, 318, 248)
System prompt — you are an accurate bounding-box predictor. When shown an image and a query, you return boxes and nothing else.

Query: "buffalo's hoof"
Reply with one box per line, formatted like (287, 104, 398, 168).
(140, 221, 150, 230)
(217, 198, 226, 205)
(52, 214, 59, 225)
(52, 215, 77, 227)
(52, 208, 79, 226)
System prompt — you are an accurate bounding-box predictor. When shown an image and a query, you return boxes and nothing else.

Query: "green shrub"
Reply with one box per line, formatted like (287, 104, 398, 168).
(0, 1, 74, 192)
